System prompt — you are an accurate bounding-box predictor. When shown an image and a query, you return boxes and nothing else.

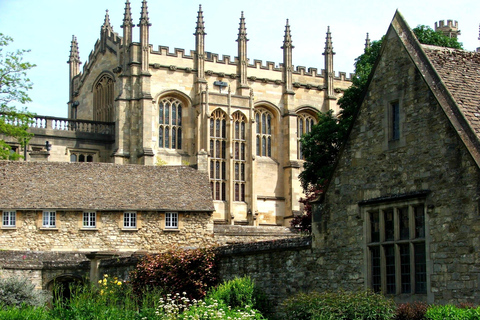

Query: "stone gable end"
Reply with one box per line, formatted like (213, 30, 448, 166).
(313, 23, 480, 304)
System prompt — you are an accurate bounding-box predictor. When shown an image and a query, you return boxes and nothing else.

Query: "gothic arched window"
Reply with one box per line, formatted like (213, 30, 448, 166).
(233, 111, 246, 202)
(255, 108, 273, 157)
(159, 97, 182, 150)
(210, 109, 227, 201)
(93, 75, 114, 122)
(297, 112, 316, 159)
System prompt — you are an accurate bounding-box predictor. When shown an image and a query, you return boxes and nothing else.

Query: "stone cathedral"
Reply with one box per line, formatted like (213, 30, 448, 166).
(6, 0, 352, 226)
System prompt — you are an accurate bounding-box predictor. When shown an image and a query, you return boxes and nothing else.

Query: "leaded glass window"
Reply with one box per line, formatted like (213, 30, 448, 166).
(255, 108, 273, 157)
(93, 75, 114, 122)
(297, 113, 316, 159)
(233, 111, 246, 202)
(159, 97, 182, 150)
(210, 109, 227, 201)
(367, 203, 427, 295)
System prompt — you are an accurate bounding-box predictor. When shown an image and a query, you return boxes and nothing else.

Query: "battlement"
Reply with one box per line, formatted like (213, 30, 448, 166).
(435, 20, 459, 29)
(435, 20, 461, 39)
(150, 45, 352, 81)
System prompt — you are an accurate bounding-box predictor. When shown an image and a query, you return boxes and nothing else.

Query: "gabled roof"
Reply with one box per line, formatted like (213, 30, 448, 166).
(316, 11, 480, 204)
(0, 161, 214, 212)
(388, 10, 480, 168)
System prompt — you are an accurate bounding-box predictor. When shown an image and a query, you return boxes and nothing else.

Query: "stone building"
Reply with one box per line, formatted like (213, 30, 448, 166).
(0, 161, 215, 252)
(312, 11, 480, 304)
(1, 0, 351, 227)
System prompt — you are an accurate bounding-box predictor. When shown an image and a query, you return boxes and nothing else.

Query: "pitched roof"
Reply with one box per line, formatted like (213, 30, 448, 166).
(0, 161, 214, 212)
(422, 46, 480, 136)
(386, 11, 480, 168)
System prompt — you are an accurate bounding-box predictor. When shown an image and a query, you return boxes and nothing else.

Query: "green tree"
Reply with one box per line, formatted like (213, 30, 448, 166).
(0, 33, 35, 160)
(413, 25, 463, 49)
(299, 25, 462, 191)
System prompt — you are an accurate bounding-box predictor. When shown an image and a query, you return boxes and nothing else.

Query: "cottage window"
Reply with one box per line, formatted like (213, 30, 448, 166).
(83, 212, 96, 228)
(297, 112, 316, 160)
(255, 108, 273, 157)
(233, 111, 246, 202)
(367, 204, 426, 295)
(390, 101, 400, 141)
(123, 212, 137, 228)
(159, 97, 182, 150)
(42, 211, 56, 228)
(210, 109, 227, 201)
(70, 152, 95, 162)
(2, 211, 16, 227)
(165, 212, 178, 229)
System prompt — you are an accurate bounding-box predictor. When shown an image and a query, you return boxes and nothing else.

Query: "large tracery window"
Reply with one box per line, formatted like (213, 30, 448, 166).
(255, 108, 272, 157)
(93, 75, 114, 122)
(233, 111, 246, 202)
(159, 97, 182, 150)
(210, 109, 227, 201)
(297, 112, 316, 160)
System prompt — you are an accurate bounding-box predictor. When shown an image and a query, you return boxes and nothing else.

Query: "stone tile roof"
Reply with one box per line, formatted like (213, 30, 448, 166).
(423, 46, 480, 136)
(0, 161, 214, 212)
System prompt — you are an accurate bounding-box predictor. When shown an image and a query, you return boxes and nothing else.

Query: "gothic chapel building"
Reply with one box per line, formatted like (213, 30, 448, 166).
(7, 1, 352, 226)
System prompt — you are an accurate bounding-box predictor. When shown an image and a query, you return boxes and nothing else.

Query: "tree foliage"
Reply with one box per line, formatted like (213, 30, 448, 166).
(0, 33, 35, 160)
(299, 24, 464, 191)
(412, 25, 463, 49)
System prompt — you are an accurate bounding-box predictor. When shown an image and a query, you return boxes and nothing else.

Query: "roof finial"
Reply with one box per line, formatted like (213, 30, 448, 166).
(324, 26, 334, 55)
(282, 19, 294, 49)
(68, 35, 80, 62)
(195, 4, 206, 35)
(102, 10, 114, 34)
(138, 0, 151, 26)
(122, 0, 133, 28)
(365, 32, 371, 50)
(237, 11, 248, 41)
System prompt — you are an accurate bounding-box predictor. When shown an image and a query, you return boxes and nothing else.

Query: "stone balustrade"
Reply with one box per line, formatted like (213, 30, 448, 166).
(1, 113, 114, 135)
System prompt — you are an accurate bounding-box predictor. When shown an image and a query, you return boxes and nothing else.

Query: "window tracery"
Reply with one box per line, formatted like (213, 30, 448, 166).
(159, 97, 183, 150)
(210, 109, 227, 201)
(255, 108, 273, 157)
(93, 75, 114, 122)
(233, 111, 246, 202)
(297, 112, 316, 160)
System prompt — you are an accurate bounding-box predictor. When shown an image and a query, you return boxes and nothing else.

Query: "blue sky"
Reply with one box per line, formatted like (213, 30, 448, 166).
(1, 0, 479, 118)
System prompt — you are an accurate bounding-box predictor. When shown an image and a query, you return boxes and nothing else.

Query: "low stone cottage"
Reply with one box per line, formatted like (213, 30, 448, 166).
(0, 161, 215, 252)
(313, 11, 480, 304)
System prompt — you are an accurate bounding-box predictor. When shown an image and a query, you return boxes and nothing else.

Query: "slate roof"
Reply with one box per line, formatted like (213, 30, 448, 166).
(423, 46, 480, 136)
(0, 161, 214, 212)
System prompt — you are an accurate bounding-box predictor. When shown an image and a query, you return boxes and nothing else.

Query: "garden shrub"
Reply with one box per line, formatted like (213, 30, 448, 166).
(396, 301, 429, 320)
(0, 276, 49, 307)
(425, 304, 480, 320)
(282, 289, 396, 320)
(207, 276, 270, 315)
(0, 305, 52, 320)
(130, 247, 218, 301)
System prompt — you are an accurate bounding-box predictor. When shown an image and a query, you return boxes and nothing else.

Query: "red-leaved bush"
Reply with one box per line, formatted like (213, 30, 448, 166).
(130, 247, 218, 301)
(396, 301, 429, 320)
(290, 186, 322, 233)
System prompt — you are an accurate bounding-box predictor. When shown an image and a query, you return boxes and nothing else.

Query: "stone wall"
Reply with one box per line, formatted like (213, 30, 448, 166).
(0, 210, 214, 252)
(0, 237, 316, 318)
(216, 237, 313, 316)
(313, 26, 480, 305)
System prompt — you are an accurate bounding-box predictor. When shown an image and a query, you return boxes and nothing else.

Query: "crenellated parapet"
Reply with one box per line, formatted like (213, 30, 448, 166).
(434, 20, 461, 39)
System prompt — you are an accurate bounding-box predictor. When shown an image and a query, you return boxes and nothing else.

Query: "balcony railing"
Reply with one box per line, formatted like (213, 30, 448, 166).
(1, 113, 114, 135)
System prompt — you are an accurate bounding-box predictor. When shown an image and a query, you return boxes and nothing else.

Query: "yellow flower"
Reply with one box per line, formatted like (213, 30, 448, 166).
(98, 280, 102, 284)
(117, 282, 122, 286)
(104, 274, 108, 278)
(100, 289, 104, 295)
